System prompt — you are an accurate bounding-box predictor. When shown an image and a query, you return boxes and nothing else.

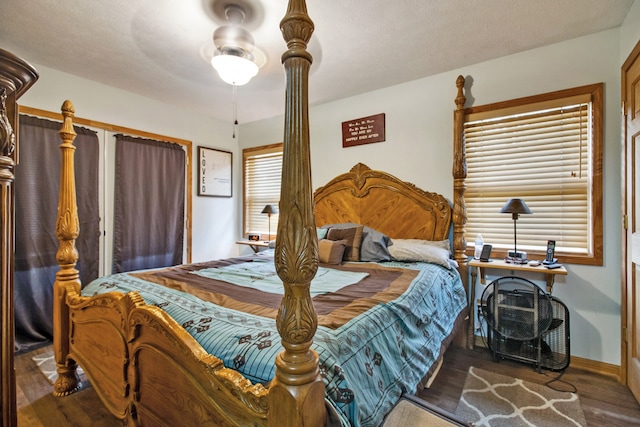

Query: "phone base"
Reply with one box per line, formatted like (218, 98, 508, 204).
(543, 258, 558, 265)
(507, 250, 527, 262)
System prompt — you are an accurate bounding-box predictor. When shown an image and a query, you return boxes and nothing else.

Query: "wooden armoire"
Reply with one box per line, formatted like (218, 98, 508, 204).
(0, 49, 38, 427)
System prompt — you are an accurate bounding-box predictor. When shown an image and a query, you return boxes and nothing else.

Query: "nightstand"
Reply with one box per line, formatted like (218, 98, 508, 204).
(466, 258, 567, 350)
(236, 240, 269, 253)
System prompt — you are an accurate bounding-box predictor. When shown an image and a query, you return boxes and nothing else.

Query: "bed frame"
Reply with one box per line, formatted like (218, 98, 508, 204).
(52, 1, 470, 425)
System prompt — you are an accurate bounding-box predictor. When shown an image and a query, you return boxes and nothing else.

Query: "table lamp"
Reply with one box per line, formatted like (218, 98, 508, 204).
(261, 204, 278, 242)
(500, 198, 532, 263)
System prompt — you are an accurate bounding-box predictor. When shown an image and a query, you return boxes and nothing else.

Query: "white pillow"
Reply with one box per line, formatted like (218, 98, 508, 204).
(390, 238, 450, 251)
(388, 239, 451, 268)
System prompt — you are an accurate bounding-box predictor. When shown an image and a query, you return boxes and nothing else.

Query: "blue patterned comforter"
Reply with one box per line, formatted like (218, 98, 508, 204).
(83, 259, 467, 426)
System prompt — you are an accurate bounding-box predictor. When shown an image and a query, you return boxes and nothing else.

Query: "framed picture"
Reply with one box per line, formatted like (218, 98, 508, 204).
(198, 146, 232, 197)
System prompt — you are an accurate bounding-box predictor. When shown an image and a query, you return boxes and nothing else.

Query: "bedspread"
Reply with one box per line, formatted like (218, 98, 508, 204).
(83, 256, 467, 427)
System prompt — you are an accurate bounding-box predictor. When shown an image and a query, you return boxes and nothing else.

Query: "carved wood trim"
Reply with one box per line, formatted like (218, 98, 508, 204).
(53, 100, 83, 397)
(0, 48, 37, 427)
(452, 76, 470, 348)
(314, 163, 452, 241)
(452, 75, 468, 265)
(269, 1, 326, 426)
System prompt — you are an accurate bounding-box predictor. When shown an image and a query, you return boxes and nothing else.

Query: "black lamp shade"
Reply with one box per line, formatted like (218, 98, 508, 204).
(261, 204, 278, 215)
(500, 198, 532, 215)
(500, 198, 532, 261)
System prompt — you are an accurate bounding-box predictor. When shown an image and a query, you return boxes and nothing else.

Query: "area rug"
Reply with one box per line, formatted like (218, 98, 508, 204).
(32, 349, 85, 385)
(455, 366, 587, 427)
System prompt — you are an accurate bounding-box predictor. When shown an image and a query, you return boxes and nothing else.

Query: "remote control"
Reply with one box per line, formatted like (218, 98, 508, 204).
(545, 263, 563, 269)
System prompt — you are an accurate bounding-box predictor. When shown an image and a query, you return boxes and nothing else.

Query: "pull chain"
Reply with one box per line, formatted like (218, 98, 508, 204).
(232, 84, 238, 139)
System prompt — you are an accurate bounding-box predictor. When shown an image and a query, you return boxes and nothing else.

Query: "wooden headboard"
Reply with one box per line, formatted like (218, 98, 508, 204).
(314, 163, 452, 241)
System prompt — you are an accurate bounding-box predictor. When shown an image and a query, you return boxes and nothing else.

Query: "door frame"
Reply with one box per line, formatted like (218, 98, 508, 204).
(622, 38, 640, 389)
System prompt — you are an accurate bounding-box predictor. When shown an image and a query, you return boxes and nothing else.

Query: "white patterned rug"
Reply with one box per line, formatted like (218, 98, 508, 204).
(455, 366, 587, 427)
(32, 349, 85, 385)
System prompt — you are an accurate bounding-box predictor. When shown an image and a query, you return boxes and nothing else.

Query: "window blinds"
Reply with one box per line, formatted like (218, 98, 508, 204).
(243, 144, 283, 237)
(464, 99, 591, 256)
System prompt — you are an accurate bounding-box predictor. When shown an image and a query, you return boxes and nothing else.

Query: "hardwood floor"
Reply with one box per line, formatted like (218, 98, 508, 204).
(15, 343, 640, 426)
(16, 345, 119, 427)
(417, 345, 640, 427)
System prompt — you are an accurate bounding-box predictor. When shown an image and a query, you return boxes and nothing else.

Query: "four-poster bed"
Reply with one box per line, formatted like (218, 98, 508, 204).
(52, 1, 471, 426)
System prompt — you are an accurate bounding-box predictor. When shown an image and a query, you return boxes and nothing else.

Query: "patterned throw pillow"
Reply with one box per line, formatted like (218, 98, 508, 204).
(326, 225, 364, 262)
(321, 223, 392, 262)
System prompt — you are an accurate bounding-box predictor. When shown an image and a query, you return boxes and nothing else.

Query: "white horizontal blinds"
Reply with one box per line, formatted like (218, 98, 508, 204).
(465, 98, 591, 255)
(244, 145, 283, 236)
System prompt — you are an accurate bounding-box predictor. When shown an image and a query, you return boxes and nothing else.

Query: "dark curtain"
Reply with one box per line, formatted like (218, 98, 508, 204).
(14, 115, 100, 352)
(112, 135, 185, 273)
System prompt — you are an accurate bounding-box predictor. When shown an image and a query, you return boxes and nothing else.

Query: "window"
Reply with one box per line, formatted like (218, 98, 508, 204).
(243, 143, 283, 239)
(464, 83, 603, 265)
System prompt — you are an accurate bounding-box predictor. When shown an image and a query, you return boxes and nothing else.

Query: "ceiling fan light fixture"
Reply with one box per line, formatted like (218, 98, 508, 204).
(210, 3, 260, 86)
(211, 51, 259, 86)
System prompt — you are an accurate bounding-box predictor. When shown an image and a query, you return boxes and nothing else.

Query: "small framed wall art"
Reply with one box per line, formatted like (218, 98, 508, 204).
(198, 146, 232, 197)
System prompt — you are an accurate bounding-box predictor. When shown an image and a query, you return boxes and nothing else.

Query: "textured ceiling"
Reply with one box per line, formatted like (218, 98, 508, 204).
(0, 0, 634, 124)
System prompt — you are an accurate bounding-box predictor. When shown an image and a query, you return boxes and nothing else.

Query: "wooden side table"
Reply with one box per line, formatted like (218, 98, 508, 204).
(236, 240, 269, 253)
(467, 258, 567, 349)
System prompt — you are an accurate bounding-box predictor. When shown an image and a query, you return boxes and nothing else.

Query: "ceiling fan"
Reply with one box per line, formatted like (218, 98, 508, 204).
(210, 3, 264, 86)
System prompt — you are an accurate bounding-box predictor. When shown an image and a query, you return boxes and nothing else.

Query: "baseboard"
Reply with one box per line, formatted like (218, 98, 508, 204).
(570, 355, 621, 381)
(472, 335, 622, 382)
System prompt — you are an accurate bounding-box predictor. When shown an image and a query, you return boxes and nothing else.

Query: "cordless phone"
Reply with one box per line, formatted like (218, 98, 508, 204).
(543, 240, 557, 265)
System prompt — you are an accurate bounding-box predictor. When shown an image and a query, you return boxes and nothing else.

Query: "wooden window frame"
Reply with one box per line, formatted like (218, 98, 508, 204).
(463, 83, 603, 266)
(242, 143, 283, 240)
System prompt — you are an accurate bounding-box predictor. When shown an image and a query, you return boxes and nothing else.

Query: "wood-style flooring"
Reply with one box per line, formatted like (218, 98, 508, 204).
(16, 344, 119, 427)
(15, 343, 640, 426)
(417, 345, 640, 427)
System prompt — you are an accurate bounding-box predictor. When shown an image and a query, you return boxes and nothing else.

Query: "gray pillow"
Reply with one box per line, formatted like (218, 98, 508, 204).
(322, 223, 392, 262)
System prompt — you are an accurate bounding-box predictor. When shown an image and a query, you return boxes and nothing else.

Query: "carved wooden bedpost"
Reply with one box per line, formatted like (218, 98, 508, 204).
(52, 100, 82, 396)
(452, 76, 470, 346)
(452, 75, 467, 265)
(270, 1, 325, 426)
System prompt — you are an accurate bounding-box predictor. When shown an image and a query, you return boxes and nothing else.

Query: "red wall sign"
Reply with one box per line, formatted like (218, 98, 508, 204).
(341, 113, 385, 148)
